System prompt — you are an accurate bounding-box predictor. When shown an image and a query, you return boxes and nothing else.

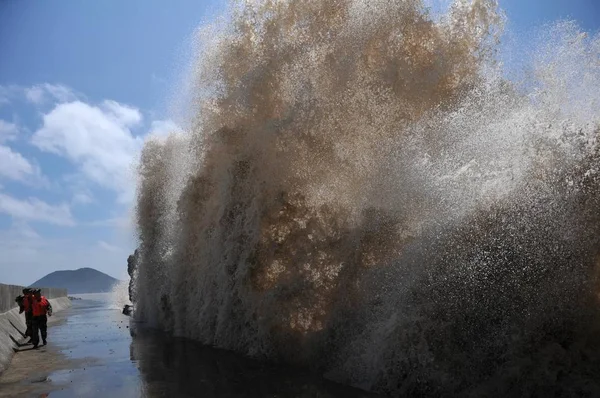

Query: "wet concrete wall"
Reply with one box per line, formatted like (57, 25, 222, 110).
(0, 283, 68, 314)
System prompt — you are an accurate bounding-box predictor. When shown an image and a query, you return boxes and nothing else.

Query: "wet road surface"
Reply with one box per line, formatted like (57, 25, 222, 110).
(0, 295, 378, 398)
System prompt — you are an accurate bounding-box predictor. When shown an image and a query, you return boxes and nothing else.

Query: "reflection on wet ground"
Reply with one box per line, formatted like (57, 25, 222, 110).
(129, 328, 377, 398)
(23, 296, 377, 397)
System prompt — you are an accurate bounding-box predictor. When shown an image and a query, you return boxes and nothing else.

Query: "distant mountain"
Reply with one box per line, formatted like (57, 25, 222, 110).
(30, 267, 120, 294)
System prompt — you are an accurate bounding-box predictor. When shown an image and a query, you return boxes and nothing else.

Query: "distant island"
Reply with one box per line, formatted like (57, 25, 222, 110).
(30, 267, 120, 294)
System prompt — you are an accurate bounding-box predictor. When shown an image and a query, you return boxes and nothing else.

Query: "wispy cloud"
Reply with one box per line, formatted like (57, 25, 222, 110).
(0, 193, 75, 226)
(0, 145, 47, 185)
(24, 86, 45, 104)
(0, 120, 18, 142)
(24, 83, 78, 105)
(10, 221, 40, 239)
(72, 191, 94, 205)
(0, 118, 48, 187)
(151, 73, 168, 85)
(0, 229, 132, 285)
(0, 83, 81, 109)
(61, 173, 95, 206)
(0, 85, 12, 107)
(88, 215, 133, 230)
(98, 240, 121, 252)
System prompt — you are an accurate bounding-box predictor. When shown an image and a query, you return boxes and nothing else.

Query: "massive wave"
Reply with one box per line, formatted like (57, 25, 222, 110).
(132, 0, 600, 395)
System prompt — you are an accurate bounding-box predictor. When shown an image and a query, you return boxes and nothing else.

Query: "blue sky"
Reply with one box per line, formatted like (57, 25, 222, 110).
(0, 0, 598, 285)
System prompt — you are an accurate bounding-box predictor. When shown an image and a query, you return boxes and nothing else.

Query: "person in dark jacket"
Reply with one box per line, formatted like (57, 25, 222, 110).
(15, 294, 24, 311)
(18, 288, 33, 337)
(31, 289, 52, 348)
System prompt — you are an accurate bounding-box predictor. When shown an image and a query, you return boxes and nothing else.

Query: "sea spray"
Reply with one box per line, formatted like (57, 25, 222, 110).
(109, 279, 131, 311)
(133, 0, 600, 395)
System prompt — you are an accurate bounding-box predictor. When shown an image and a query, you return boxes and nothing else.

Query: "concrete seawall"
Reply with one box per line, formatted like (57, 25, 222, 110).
(0, 283, 71, 375)
(0, 284, 67, 313)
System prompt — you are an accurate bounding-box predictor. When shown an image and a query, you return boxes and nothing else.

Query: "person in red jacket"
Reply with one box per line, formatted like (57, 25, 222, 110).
(31, 289, 52, 348)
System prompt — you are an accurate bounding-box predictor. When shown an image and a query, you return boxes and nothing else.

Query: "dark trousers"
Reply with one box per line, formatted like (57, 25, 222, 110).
(25, 311, 32, 337)
(31, 315, 47, 346)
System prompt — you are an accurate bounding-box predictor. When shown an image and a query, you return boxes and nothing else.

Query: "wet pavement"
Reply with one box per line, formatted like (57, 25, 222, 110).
(0, 295, 378, 398)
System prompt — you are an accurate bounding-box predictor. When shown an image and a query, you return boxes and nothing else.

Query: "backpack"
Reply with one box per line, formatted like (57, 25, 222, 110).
(15, 295, 25, 312)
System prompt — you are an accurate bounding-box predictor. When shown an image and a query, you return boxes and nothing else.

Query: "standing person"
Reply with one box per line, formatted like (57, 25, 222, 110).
(31, 289, 52, 348)
(18, 288, 33, 338)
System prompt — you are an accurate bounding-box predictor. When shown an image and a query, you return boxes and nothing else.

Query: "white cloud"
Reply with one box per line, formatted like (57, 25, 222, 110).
(0, 83, 147, 285)
(0, 193, 75, 226)
(102, 100, 142, 126)
(24, 84, 78, 105)
(32, 100, 144, 202)
(0, 145, 46, 184)
(149, 119, 184, 138)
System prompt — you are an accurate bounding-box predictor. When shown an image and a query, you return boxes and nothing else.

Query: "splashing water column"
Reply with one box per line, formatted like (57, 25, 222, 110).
(133, 0, 600, 395)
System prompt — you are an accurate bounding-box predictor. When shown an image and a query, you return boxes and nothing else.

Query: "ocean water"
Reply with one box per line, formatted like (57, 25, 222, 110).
(132, 0, 600, 396)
